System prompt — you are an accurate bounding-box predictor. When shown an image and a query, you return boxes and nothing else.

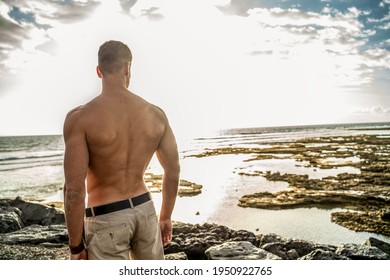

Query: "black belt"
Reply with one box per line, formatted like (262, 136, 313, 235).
(85, 192, 151, 217)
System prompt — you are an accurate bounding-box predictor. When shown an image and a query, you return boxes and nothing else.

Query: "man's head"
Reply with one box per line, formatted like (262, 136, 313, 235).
(97, 40, 132, 77)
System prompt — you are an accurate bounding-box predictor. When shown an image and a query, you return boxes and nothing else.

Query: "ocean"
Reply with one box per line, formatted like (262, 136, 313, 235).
(1, 122, 390, 246)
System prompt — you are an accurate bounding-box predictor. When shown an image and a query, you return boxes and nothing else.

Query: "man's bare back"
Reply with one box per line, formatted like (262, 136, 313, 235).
(63, 40, 180, 260)
(68, 90, 168, 207)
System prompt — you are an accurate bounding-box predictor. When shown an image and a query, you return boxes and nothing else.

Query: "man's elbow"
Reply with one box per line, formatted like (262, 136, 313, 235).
(63, 184, 85, 202)
(165, 163, 180, 182)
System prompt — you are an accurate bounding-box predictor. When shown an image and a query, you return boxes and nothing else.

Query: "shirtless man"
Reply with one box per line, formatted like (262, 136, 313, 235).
(63, 40, 180, 260)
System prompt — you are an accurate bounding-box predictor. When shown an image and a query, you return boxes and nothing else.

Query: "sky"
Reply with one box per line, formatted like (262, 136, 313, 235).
(0, 0, 390, 139)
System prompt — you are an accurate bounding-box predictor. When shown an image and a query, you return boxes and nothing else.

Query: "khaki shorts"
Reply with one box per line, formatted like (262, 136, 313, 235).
(84, 200, 164, 260)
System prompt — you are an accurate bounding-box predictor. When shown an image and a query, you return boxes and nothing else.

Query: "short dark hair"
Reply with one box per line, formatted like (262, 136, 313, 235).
(98, 40, 132, 75)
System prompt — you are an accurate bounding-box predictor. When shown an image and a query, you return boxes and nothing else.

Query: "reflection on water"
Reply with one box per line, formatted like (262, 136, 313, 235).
(237, 157, 360, 180)
(151, 154, 390, 246)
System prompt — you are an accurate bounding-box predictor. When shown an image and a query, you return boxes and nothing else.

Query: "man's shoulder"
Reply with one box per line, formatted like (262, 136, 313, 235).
(132, 93, 168, 123)
(65, 105, 88, 123)
(150, 104, 167, 118)
(65, 96, 100, 120)
(63, 104, 93, 135)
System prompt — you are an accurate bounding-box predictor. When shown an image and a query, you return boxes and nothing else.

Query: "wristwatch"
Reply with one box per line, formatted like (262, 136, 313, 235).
(69, 240, 85, 254)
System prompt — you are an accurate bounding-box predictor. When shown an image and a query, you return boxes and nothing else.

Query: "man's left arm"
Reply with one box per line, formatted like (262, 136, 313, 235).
(63, 109, 89, 260)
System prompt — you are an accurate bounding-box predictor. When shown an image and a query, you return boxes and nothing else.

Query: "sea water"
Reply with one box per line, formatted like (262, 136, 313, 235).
(0, 135, 64, 200)
(1, 122, 390, 246)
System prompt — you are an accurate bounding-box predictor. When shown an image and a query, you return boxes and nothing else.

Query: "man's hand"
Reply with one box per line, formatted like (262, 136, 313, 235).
(69, 249, 88, 260)
(159, 218, 173, 247)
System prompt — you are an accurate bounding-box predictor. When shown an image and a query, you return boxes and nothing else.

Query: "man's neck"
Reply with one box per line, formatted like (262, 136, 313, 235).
(101, 76, 129, 95)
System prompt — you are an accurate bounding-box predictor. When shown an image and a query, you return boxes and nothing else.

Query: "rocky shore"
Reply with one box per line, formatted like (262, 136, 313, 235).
(1, 198, 389, 260)
(145, 172, 203, 197)
(191, 134, 390, 236)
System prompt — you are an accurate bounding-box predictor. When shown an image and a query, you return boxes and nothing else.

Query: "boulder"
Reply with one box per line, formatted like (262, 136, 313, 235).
(10, 197, 65, 226)
(258, 233, 336, 259)
(165, 252, 188, 260)
(164, 222, 257, 259)
(364, 237, 390, 257)
(1, 224, 68, 245)
(382, 208, 390, 221)
(257, 233, 285, 246)
(205, 241, 281, 260)
(299, 249, 349, 260)
(0, 206, 24, 233)
(335, 243, 389, 260)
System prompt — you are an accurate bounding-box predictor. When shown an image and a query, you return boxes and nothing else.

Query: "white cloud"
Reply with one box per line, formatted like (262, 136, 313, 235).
(242, 6, 380, 89)
(362, 48, 390, 69)
(354, 106, 390, 115)
(380, 0, 390, 7)
(367, 11, 390, 23)
(379, 21, 390, 30)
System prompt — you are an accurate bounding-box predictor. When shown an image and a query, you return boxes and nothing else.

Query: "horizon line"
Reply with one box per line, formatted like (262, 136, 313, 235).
(1, 120, 390, 138)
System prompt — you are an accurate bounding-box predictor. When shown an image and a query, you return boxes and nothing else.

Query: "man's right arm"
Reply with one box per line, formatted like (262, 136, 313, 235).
(63, 108, 89, 260)
(156, 119, 180, 247)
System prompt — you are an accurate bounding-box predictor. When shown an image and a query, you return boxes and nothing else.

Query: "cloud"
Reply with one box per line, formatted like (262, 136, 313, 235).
(140, 7, 164, 21)
(118, 0, 138, 14)
(235, 6, 382, 88)
(367, 10, 390, 23)
(380, 0, 390, 8)
(43, 0, 100, 23)
(0, 0, 100, 93)
(378, 22, 390, 30)
(2, 0, 100, 24)
(0, 12, 31, 91)
(354, 106, 390, 115)
(7, 6, 51, 29)
(362, 48, 390, 69)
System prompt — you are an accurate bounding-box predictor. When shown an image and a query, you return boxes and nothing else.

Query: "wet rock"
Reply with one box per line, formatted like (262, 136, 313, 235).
(287, 249, 299, 259)
(261, 242, 289, 259)
(331, 210, 390, 236)
(257, 233, 336, 260)
(364, 237, 390, 257)
(299, 249, 349, 260)
(0, 207, 24, 233)
(10, 197, 65, 226)
(257, 233, 285, 246)
(335, 243, 389, 260)
(205, 241, 281, 260)
(164, 222, 256, 259)
(145, 173, 203, 197)
(1, 224, 68, 245)
(165, 252, 188, 260)
(382, 208, 390, 221)
(239, 190, 385, 210)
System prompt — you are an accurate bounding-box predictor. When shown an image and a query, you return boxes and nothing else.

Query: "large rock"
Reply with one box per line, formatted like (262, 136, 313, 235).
(10, 197, 65, 226)
(382, 208, 390, 221)
(335, 243, 389, 260)
(258, 233, 336, 260)
(299, 249, 349, 260)
(0, 206, 24, 233)
(165, 252, 188, 260)
(1, 224, 68, 245)
(364, 237, 390, 257)
(205, 241, 281, 260)
(164, 222, 257, 259)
